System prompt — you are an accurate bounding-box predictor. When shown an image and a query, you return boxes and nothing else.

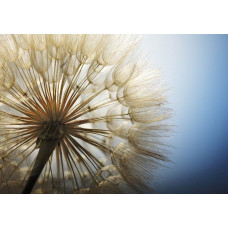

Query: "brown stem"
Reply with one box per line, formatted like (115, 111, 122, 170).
(22, 139, 58, 194)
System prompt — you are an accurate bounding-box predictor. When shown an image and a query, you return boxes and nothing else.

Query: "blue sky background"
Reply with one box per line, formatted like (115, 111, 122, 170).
(142, 35, 228, 193)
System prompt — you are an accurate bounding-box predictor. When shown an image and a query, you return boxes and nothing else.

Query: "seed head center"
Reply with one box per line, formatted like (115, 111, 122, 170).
(36, 120, 64, 148)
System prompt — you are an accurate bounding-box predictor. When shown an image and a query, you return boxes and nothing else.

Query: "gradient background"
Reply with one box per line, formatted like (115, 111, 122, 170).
(142, 35, 228, 193)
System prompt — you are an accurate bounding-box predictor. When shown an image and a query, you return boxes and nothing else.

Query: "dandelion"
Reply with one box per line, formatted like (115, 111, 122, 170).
(0, 34, 170, 194)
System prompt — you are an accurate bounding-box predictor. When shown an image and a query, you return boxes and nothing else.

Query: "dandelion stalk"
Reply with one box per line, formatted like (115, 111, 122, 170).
(22, 139, 58, 194)
(22, 120, 63, 193)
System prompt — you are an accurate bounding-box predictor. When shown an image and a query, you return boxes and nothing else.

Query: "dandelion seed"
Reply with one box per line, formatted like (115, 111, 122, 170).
(0, 34, 170, 194)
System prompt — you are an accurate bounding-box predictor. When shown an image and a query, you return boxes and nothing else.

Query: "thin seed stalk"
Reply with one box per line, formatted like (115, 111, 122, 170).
(22, 139, 58, 194)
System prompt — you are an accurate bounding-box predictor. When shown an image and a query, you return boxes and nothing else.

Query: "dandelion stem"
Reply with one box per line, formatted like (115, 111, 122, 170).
(22, 139, 58, 194)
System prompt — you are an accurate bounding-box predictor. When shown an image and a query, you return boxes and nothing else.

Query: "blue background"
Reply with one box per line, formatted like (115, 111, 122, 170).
(142, 35, 228, 193)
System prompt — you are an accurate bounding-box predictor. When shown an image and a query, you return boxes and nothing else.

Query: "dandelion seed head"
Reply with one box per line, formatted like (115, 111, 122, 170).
(0, 34, 170, 193)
